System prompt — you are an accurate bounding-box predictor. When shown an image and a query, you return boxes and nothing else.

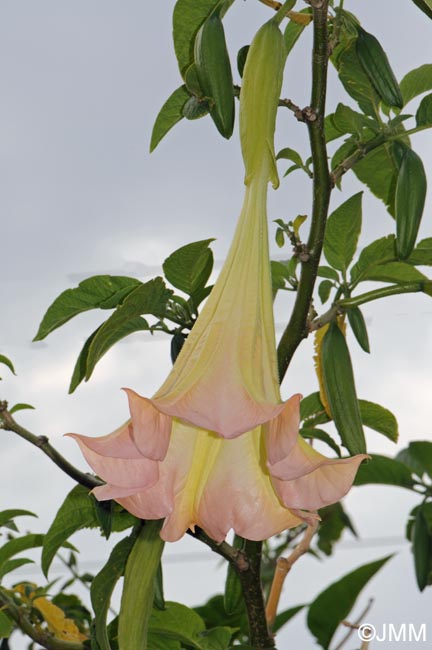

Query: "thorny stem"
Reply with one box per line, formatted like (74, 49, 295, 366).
(277, 0, 331, 380)
(0, 402, 101, 490)
(265, 521, 318, 628)
(0, 589, 84, 650)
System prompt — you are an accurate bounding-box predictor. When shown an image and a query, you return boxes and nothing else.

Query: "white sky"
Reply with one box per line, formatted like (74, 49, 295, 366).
(1, 1, 432, 648)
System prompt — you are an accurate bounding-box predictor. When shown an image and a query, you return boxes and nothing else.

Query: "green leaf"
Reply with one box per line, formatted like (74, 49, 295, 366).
(0, 557, 34, 579)
(273, 605, 304, 633)
(350, 235, 396, 283)
(163, 240, 214, 295)
(301, 428, 341, 457)
(352, 142, 403, 216)
(42, 485, 97, 576)
(347, 306, 370, 353)
(411, 0, 432, 19)
(85, 278, 172, 380)
(333, 103, 375, 136)
(237, 45, 249, 78)
(395, 147, 427, 259)
(362, 261, 427, 284)
(408, 237, 432, 265)
(284, 9, 311, 55)
(150, 85, 190, 152)
(173, 0, 226, 77)
(199, 627, 234, 650)
(8, 403, 35, 415)
(400, 63, 432, 105)
(356, 27, 403, 109)
(276, 147, 304, 168)
(0, 354, 15, 376)
(300, 392, 330, 426)
(0, 610, 14, 638)
(119, 522, 165, 650)
(318, 280, 333, 304)
(397, 441, 432, 478)
(317, 266, 339, 281)
(321, 322, 366, 454)
(359, 400, 398, 443)
(69, 326, 101, 393)
(324, 192, 363, 272)
(307, 556, 392, 649)
(333, 40, 380, 117)
(91, 534, 135, 650)
(416, 93, 432, 126)
(0, 534, 45, 573)
(149, 601, 206, 648)
(0, 509, 36, 528)
(317, 502, 357, 556)
(34, 276, 141, 341)
(413, 506, 432, 591)
(354, 454, 415, 489)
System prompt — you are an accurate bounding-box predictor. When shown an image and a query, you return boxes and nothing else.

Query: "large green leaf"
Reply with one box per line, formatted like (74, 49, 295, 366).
(172, 0, 226, 77)
(358, 400, 398, 443)
(42, 485, 136, 576)
(84, 278, 172, 380)
(416, 93, 432, 126)
(321, 322, 366, 455)
(34, 276, 141, 341)
(0, 534, 45, 573)
(361, 261, 428, 284)
(354, 454, 415, 489)
(119, 522, 165, 650)
(397, 441, 432, 478)
(333, 40, 380, 117)
(350, 235, 396, 284)
(91, 534, 135, 650)
(400, 63, 432, 105)
(412, 505, 432, 591)
(352, 142, 403, 215)
(150, 85, 190, 152)
(163, 239, 214, 296)
(307, 556, 392, 649)
(323, 192, 362, 272)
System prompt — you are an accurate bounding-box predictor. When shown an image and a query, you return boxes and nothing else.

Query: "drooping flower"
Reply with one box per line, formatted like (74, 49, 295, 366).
(69, 19, 367, 542)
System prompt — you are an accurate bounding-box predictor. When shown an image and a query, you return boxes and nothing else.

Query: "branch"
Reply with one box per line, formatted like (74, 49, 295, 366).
(190, 532, 274, 649)
(0, 401, 101, 490)
(265, 521, 318, 628)
(309, 282, 428, 331)
(277, 0, 331, 380)
(0, 590, 84, 650)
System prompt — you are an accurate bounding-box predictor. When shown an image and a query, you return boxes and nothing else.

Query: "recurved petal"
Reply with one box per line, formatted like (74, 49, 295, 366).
(124, 388, 172, 460)
(270, 436, 368, 510)
(67, 428, 159, 490)
(264, 393, 302, 465)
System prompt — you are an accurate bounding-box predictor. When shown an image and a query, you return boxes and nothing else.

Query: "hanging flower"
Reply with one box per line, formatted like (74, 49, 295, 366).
(69, 19, 367, 542)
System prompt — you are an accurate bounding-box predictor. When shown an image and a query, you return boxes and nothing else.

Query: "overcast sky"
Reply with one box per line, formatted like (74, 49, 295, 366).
(1, 1, 432, 647)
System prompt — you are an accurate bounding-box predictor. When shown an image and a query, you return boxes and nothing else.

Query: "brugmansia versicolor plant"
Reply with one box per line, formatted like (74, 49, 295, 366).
(2, 0, 432, 648)
(69, 15, 367, 543)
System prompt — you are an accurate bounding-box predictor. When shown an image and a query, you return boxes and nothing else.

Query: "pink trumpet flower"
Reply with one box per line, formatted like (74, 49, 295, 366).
(69, 19, 367, 542)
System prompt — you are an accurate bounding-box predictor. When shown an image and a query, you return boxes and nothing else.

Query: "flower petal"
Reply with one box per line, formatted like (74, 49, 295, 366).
(67, 426, 159, 490)
(270, 436, 368, 510)
(264, 393, 302, 465)
(124, 388, 171, 461)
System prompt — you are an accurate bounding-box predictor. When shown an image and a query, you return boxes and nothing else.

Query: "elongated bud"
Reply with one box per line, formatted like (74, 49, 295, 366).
(240, 19, 287, 187)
